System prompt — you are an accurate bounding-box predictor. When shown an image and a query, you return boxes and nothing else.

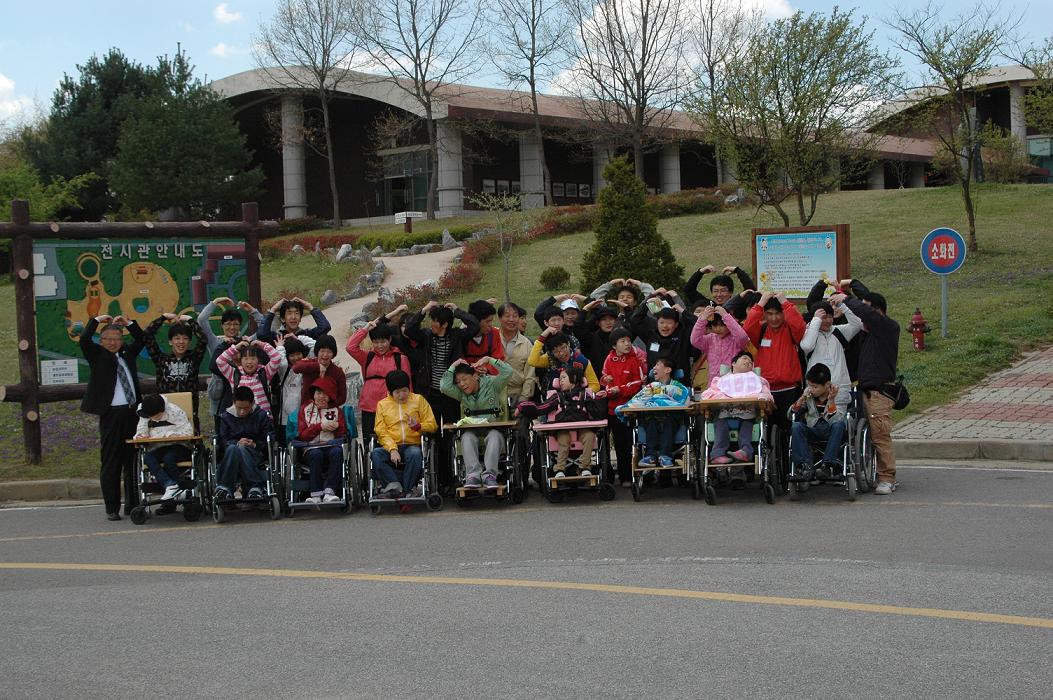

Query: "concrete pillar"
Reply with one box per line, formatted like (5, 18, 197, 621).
(519, 131, 545, 210)
(281, 95, 307, 219)
(867, 161, 885, 190)
(909, 161, 926, 188)
(829, 157, 842, 192)
(720, 156, 738, 186)
(436, 121, 464, 215)
(593, 144, 611, 193)
(660, 142, 681, 194)
(1009, 84, 1027, 144)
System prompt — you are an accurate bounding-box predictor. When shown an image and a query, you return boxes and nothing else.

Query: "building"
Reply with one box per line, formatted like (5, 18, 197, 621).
(212, 67, 936, 223)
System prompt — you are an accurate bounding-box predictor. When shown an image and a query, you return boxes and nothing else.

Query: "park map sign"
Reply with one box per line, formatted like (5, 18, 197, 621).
(751, 225, 851, 299)
(32, 239, 248, 385)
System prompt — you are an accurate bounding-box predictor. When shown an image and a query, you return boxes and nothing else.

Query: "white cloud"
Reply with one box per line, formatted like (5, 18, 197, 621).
(177, 20, 195, 33)
(213, 3, 243, 24)
(746, 0, 794, 20)
(0, 71, 34, 126)
(209, 42, 248, 58)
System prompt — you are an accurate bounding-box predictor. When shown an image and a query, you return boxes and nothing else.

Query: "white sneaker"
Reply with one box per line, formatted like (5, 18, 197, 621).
(553, 471, 565, 479)
(874, 481, 896, 495)
(161, 484, 182, 501)
(322, 493, 341, 504)
(579, 469, 592, 477)
(305, 496, 322, 504)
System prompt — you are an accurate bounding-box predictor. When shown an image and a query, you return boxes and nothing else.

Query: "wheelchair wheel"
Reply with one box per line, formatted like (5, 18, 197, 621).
(369, 504, 382, 516)
(269, 496, 282, 520)
(509, 486, 524, 504)
(212, 503, 226, 523)
(691, 479, 703, 501)
(129, 506, 147, 525)
(545, 489, 564, 504)
(854, 422, 876, 492)
(183, 502, 203, 522)
(763, 483, 776, 504)
(789, 481, 801, 502)
(846, 475, 858, 502)
(631, 480, 642, 502)
(426, 493, 444, 511)
(599, 482, 617, 501)
(704, 484, 717, 505)
(767, 424, 787, 493)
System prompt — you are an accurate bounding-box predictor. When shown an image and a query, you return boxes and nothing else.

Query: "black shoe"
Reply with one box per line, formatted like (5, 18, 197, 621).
(107, 512, 122, 521)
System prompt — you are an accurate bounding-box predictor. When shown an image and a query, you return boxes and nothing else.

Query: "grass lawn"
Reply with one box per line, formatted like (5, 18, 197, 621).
(452, 184, 1053, 421)
(261, 255, 368, 308)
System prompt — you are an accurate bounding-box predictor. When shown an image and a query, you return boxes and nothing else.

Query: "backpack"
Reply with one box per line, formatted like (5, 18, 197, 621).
(363, 350, 403, 382)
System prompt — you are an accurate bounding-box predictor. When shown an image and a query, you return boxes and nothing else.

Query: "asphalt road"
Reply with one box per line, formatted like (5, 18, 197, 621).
(1, 461, 1051, 699)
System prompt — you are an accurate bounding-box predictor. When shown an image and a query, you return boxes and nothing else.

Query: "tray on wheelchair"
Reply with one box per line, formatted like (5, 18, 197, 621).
(618, 404, 695, 415)
(442, 420, 518, 431)
(693, 398, 773, 416)
(533, 419, 608, 433)
(127, 434, 205, 444)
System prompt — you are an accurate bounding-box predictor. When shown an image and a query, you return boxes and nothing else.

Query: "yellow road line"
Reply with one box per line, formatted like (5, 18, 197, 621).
(1, 561, 1050, 630)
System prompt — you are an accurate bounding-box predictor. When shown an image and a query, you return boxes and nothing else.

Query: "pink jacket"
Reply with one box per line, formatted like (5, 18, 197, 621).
(346, 326, 412, 413)
(690, 313, 750, 386)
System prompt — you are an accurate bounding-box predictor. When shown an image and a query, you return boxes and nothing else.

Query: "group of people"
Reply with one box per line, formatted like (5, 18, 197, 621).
(80, 263, 902, 521)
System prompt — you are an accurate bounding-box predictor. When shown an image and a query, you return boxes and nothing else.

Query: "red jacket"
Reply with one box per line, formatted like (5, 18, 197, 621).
(293, 359, 347, 407)
(601, 349, 648, 415)
(463, 327, 506, 375)
(345, 326, 411, 413)
(743, 301, 806, 391)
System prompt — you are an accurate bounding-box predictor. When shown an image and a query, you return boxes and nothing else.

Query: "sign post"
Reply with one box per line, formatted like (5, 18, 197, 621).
(920, 227, 967, 338)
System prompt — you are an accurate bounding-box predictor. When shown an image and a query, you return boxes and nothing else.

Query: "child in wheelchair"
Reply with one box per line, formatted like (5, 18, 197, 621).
(700, 351, 773, 487)
(520, 365, 604, 478)
(214, 386, 273, 501)
(134, 393, 194, 507)
(617, 357, 690, 469)
(788, 363, 846, 483)
(294, 376, 348, 504)
(371, 370, 437, 498)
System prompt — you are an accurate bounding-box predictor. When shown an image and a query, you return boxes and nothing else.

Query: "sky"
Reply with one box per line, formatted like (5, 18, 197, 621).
(1, 0, 1051, 129)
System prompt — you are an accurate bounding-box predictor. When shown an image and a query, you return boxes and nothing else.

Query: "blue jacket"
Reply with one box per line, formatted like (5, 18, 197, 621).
(218, 404, 272, 447)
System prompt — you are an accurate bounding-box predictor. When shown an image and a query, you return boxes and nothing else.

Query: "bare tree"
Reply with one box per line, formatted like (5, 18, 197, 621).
(354, 0, 482, 219)
(691, 0, 759, 185)
(254, 0, 360, 228)
(887, 1, 1021, 252)
(695, 8, 898, 225)
(489, 0, 570, 206)
(564, 0, 690, 179)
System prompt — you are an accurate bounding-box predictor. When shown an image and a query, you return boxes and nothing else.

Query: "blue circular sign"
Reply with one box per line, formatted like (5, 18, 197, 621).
(920, 227, 967, 275)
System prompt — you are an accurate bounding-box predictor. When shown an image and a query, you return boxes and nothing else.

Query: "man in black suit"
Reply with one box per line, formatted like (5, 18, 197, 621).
(80, 314, 145, 520)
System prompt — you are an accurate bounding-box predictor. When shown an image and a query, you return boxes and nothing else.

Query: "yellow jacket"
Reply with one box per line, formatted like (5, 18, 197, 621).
(527, 338, 600, 391)
(374, 393, 438, 452)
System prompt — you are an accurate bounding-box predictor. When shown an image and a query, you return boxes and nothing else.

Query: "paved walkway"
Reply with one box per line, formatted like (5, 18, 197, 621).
(894, 345, 1053, 445)
(324, 248, 461, 375)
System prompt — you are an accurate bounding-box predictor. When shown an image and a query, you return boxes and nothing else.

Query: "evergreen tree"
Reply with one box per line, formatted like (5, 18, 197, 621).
(109, 49, 263, 219)
(579, 156, 683, 293)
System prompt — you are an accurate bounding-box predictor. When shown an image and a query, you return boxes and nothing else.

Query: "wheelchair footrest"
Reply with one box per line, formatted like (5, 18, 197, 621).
(549, 475, 598, 489)
(457, 484, 506, 497)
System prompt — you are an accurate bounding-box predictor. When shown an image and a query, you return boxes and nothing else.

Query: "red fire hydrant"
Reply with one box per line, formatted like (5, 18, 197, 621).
(909, 307, 930, 350)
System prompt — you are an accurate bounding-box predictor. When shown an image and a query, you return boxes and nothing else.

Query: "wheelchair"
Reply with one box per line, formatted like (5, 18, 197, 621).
(445, 410, 525, 507)
(364, 433, 444, 514)
(126, 392, 207, 525)
(618, 404, 698, 502)
(282, 404, 360, 516)
(696, 397, 781, 505)
(787, 387, 874, 500)
(207, 432, 282, 523)
(526, 390, 615, 503)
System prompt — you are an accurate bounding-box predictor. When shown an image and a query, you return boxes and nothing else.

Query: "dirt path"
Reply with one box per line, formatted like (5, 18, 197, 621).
(323, 247, 462, 374)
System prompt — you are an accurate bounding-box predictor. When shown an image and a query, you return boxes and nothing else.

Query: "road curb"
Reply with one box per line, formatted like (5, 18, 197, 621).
(0, 479, 101, 504)
(894, 439, 1053, 463)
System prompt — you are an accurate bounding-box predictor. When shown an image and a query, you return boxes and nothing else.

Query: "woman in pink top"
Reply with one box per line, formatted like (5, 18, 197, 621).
(346, 319, 411, 441)
(690, 304, 749, 386)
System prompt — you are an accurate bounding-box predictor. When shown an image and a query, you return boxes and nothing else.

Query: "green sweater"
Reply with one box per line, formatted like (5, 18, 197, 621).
(440, 358, 513, 421)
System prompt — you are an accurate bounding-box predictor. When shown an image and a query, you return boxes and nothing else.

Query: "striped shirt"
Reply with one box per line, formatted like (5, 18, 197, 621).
(429, 334, 452, 390)
(216, 342, 282, 415)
